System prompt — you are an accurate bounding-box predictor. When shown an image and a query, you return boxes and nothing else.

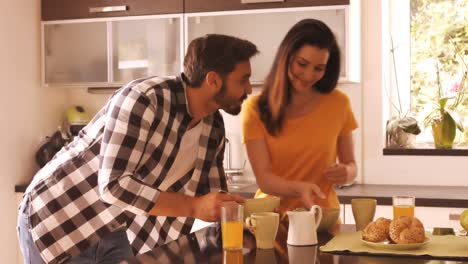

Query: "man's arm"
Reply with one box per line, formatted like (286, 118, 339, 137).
(149, 191, 245, 222)
(98, 87, 162, 215)
(98, 86, 245, 219)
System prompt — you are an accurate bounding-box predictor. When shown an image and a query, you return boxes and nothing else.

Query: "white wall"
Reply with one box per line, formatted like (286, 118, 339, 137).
(360, 0, 467, 186)
(66, 88, 111, 116)
(0, 0, 68, 262)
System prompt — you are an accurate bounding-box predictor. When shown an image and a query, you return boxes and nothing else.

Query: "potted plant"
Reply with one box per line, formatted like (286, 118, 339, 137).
(422, 59, 466, 149)
(386, 116, 421, 148)
(385, 38, 422, 148)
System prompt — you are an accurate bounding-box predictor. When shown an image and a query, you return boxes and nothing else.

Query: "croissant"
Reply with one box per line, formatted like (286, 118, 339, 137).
(389, 216, 425, 244)
(362, 217, 391, 242)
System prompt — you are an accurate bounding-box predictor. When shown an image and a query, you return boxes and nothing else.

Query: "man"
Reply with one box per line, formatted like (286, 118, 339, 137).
(18, 34, 259, 263)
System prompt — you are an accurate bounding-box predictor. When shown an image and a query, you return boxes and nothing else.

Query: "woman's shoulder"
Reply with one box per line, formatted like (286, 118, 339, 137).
(323, 88, 351, 105)
(243, 94, 261, 112)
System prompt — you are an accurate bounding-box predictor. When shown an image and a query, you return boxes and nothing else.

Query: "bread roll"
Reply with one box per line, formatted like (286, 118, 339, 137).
(389, 216, 425, 244)
(362, 217, 391, 242)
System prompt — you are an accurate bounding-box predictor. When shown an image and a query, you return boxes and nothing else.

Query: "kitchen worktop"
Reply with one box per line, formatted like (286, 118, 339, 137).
(229, 183, 468, 208)
(336, 184, 468, 207)
(125, 224, 468, 263)
(15, 183, 468, 208)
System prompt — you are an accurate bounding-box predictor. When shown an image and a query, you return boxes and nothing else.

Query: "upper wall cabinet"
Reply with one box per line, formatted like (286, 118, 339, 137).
(42, 0, 359, 87)
(42, 0, 183, 87)
(185, 0, 360, 84)
(41, 0, 183, 20)
(185, 0, 349, 12)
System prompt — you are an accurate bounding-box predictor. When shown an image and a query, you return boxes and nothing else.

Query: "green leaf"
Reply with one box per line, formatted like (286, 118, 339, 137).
(439, 97, 449, 109)
(445, 108, 465, 132)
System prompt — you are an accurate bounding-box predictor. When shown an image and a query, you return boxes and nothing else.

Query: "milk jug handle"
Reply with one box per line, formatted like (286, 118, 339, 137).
(310, 205, 322, 231)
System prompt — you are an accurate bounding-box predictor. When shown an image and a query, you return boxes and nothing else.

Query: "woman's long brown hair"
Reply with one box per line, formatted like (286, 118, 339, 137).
(258, 19, 341, 135)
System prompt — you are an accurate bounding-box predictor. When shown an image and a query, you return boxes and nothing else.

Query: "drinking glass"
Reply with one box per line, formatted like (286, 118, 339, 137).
(393, 195, 415, 218)
(221, 203, 244, 250)
(223, 249, 243, 264)
(351, 198, 376, 231)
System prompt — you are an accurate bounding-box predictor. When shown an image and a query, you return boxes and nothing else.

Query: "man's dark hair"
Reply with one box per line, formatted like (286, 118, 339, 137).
(183, 34, 259, 87)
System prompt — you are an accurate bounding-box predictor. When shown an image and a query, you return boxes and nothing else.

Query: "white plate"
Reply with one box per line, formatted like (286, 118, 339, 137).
(361, 237, 430, 250)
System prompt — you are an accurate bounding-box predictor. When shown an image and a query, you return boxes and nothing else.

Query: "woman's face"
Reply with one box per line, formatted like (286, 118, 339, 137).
(288, 44, 329, 93)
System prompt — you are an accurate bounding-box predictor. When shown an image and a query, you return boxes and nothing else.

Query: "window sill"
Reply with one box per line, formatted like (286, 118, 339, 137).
(383, 143, 468, 156)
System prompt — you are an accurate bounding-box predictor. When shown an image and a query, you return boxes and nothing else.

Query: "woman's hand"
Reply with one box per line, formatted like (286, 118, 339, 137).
(323, 163, 352, 185)
(293, 182, 326, 209)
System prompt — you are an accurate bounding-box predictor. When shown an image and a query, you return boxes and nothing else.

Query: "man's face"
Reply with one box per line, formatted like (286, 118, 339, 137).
(214, 61, 253, 115)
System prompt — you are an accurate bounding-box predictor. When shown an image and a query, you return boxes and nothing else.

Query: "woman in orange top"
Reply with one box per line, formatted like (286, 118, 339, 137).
(241, 19, 358, 224)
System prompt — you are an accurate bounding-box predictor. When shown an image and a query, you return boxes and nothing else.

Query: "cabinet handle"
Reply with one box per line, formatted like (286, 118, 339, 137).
(449, 213, 460, 221)
(241, 0, 284, 3)
(89, 5, 128, 13)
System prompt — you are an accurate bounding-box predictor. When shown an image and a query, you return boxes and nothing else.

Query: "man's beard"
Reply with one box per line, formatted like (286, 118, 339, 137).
(214, 83, 247, 115)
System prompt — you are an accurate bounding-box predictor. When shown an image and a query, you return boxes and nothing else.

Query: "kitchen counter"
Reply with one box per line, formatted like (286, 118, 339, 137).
(125, 224, 468, 263)
(336, 184, 468, 207)
(228, 183, 468, 208)
(15, 183, 468, 208)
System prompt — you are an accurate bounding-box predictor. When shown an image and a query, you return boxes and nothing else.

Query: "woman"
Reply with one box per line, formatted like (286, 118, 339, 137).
(241, 19, 358, 226)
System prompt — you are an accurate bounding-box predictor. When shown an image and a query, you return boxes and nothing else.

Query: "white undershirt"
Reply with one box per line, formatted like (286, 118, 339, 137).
(158, 121, 203, 191)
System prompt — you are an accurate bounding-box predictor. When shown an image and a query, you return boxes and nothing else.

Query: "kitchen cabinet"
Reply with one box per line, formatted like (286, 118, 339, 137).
(185, 0, 349, 13)
(42, 0, 183, 21)
(110, 18, 182, 83)
(185, 0, 360, 84)
(43, 15, 183, 87)
(42, 0, 359, 86)
(343, 204, 465, 230)
(43, 22, 108, 84)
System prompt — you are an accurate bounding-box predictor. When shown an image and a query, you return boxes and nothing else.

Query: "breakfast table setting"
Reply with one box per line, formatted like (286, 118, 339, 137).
(125, 196, 468, 264)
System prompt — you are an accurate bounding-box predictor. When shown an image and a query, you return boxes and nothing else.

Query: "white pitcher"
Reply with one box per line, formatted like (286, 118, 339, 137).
(287, 205, 323, 246)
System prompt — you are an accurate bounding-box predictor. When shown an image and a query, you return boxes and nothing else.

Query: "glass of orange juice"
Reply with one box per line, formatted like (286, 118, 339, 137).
(392, 195, 415, 218)
(221, 203, 244, 251)
(223, 249, 243, 264)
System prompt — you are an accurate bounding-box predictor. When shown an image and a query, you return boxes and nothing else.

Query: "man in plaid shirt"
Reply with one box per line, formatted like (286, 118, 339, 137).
(18, 34, 258, 264)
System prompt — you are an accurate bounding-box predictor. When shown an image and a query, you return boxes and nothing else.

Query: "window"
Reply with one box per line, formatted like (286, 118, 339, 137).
(386, 0, 467, 149)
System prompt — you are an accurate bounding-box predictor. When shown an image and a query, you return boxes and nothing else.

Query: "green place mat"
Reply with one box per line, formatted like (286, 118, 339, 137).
(320, 231, 468, 259)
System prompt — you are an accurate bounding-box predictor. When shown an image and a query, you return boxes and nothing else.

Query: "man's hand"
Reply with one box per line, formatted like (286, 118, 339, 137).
(192, 192, 245, 222)
(323, 163, 351, 185)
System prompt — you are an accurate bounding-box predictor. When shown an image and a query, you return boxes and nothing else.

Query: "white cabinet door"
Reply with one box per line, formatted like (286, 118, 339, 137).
(43, 22, 108, 85)
(42, 15, 183, 87)
(416, 207, 465, 230)
(185, 6, 352, 84)
(111, 17, 182, 83)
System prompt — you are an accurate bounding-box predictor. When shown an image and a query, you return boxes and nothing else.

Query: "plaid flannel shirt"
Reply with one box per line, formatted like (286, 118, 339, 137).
(24, 75, 228, 263)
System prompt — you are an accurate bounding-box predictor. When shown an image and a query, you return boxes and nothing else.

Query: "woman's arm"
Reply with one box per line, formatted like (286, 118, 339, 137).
(245, 139, 325, 208)
(323, 132, 357, 185)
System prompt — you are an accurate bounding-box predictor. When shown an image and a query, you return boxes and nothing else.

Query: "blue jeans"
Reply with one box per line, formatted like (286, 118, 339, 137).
(17, 195, 134, 264)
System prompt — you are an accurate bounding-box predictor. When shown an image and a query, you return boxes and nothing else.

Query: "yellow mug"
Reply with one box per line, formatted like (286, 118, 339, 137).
(245, 212, 279, 249)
